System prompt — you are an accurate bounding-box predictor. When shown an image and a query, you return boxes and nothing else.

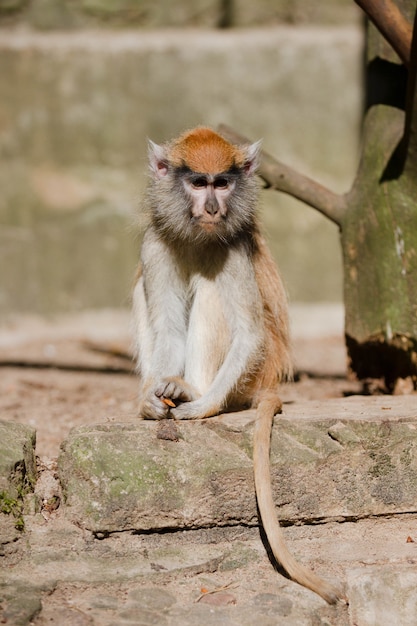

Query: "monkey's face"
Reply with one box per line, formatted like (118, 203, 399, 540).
(147, 129, 260, 245)
(148, 163, 259, 246)
(180, 169, 241, 237)
(184, 172, 234, 230)
(172, 166, 258, 244)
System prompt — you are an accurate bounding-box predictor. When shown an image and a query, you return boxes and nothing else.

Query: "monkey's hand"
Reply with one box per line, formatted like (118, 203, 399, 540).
(156, 377, 200, 404)
(139, 377, 200, 420)
(159, 378, 209, 420)
(138, 390, 171, 420)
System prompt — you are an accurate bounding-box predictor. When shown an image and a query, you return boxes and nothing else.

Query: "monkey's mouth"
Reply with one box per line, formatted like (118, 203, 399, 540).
(200, 220, 218, 230)
(189, 214, 227, 239)
(197, 215, 224, 231)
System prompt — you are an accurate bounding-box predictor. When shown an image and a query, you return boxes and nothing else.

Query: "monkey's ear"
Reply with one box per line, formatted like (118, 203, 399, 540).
(148, 140, 169, 179)
(243, 140, 262, 176)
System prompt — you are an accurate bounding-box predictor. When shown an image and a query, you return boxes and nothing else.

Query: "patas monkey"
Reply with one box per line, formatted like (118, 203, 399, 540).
(133, 127, 344, 604)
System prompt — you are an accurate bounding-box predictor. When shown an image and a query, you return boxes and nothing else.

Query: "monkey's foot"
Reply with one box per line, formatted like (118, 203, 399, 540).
(170, 397, 218, 420)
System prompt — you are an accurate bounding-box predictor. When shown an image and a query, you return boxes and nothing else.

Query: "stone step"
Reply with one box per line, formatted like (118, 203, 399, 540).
(58, 395, 417, 533)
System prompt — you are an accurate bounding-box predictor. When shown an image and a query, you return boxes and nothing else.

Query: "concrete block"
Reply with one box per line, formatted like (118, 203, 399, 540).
(0, 0, 360, 29)
(234, 0, 361, 27)
(0, 27, 362, 312)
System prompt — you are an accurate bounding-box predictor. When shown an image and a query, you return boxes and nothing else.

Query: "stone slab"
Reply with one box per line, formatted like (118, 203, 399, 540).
(58, 396, 417, 533)
(0, 583, 42, 626)
(347, 565, 417, 626)
(58, 420, 256, 532)
(3, 513, 417, 626)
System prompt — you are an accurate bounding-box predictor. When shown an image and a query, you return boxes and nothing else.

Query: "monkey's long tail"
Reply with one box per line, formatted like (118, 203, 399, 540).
(253, 393, 346, 605)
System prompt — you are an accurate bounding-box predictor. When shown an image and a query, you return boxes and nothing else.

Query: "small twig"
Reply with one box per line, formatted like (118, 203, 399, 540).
(81, 339, 133, 362)
(195, 580, 239, 603)
(0, 359, 132, 375)
(219, 124, 346, 227)
(354, 0, 413, 67)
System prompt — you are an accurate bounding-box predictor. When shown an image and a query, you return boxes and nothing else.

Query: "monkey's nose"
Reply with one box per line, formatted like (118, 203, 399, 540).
(205, 198, 219, 216)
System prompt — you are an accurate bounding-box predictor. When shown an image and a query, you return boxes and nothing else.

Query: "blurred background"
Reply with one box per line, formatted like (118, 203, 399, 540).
(0, 0, 363, 317)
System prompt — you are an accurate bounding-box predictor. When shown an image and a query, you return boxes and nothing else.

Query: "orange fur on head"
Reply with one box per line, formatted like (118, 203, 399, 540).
(169, 127, 246, 174)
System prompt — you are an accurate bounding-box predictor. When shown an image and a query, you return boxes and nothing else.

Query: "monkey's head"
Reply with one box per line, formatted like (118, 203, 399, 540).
(147, 127, 261, 246)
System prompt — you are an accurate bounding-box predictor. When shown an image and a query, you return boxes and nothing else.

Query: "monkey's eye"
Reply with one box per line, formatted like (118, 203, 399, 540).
(192, 177, 208, 189)
(213, 178, 229, 189)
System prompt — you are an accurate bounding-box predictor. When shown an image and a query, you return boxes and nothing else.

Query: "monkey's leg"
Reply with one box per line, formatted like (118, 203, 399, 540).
(171, 280, 230, 420)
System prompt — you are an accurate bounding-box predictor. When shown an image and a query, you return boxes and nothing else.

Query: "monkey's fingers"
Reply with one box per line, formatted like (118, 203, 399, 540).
(155, 377, 199, 403)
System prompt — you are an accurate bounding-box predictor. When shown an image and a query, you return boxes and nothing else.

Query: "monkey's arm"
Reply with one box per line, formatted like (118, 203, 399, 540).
(133, 279, 186, 380)
(133, 233, 191, 419)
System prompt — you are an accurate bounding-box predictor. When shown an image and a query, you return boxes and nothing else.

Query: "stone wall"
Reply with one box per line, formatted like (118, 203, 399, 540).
(0, 2, 363, 314)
